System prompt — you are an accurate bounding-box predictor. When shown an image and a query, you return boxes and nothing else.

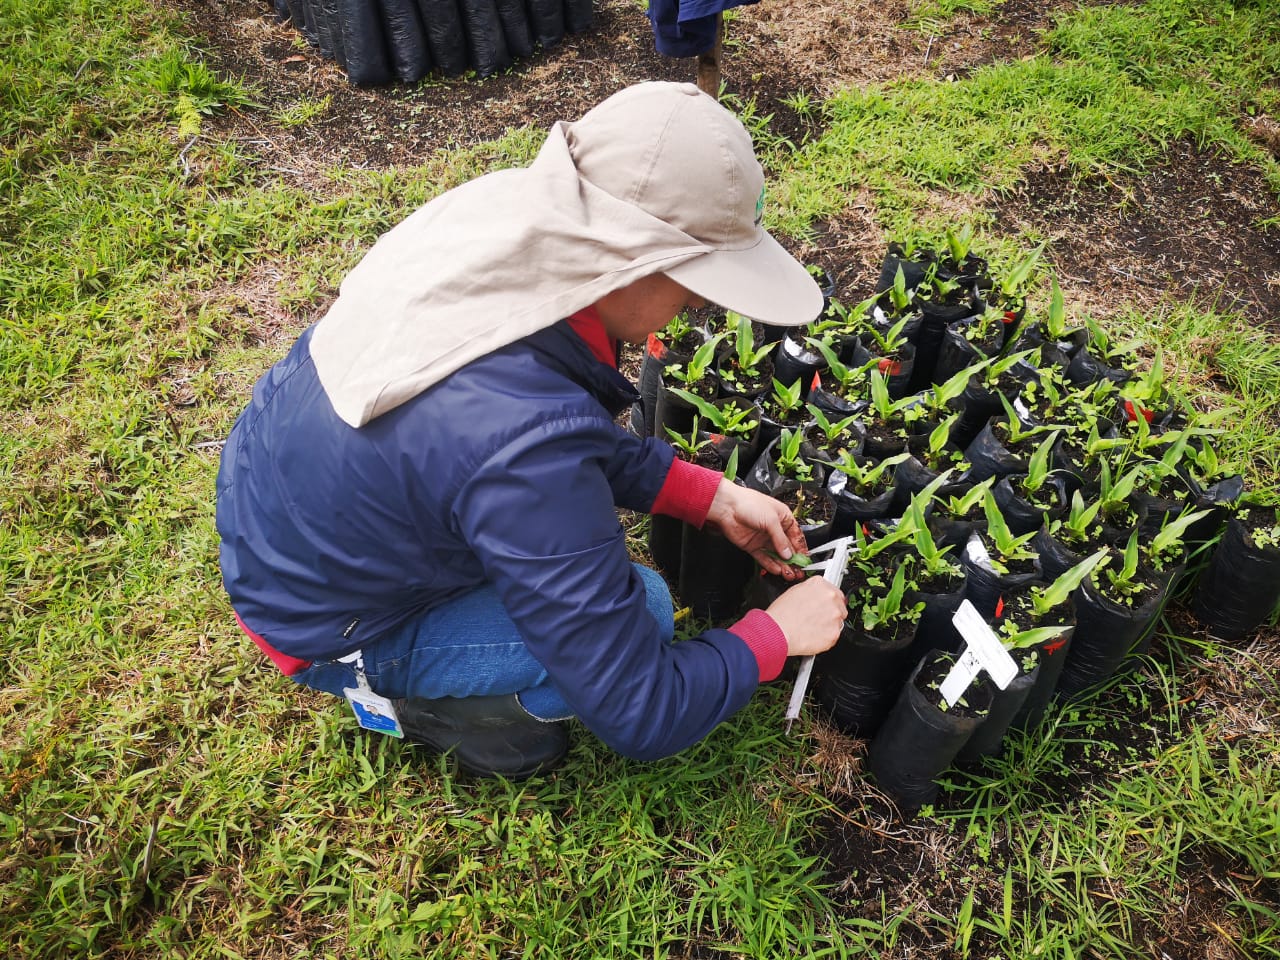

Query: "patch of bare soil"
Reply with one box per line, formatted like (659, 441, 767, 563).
(806, 621, 1280, 959)
(180, 0, 1279, 330)
(172, 0, 1280, 949)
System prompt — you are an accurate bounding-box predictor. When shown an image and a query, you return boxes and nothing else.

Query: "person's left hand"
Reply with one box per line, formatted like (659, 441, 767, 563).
(704, 479, 809, 580)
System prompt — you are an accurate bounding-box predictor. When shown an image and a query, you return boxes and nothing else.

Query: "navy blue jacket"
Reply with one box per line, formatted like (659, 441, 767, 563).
(215, 321, 764, 759)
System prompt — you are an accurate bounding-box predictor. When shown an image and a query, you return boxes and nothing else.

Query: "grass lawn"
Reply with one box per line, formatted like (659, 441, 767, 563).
(2, 0, 1279, 956)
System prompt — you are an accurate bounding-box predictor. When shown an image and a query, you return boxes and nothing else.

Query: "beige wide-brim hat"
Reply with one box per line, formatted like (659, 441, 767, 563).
(310, 82, 823, 427)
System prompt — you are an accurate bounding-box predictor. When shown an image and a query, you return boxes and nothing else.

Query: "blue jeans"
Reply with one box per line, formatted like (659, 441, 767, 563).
(291, 564, 675, 720)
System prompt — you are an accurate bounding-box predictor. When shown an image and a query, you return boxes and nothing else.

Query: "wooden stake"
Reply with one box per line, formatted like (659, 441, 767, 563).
(696, 13, 723, 99)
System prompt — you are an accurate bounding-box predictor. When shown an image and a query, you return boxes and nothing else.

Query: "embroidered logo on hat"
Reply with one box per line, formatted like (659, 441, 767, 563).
(754, 187, 765, 227)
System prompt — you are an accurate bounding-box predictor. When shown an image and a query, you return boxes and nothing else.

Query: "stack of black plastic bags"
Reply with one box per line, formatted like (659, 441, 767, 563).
(269, 0, 593, 85)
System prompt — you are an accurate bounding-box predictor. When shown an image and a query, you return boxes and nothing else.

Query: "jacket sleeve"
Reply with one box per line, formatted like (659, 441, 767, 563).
(598, 426, 722, 525)
(451, 413, 761, 761)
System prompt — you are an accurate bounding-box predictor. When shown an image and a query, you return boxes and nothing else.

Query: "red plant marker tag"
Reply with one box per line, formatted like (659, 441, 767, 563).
(1003, 311, 1018, 324)
(995, 596, 1005, 618)
(1043, 638, 1067, 655)
(1123, 400, 1155, 423)
(709, 433, 724, 444)
(812, 372, 821, 392)
(877, 358, 901, 376)
(646, 333, 667, 359)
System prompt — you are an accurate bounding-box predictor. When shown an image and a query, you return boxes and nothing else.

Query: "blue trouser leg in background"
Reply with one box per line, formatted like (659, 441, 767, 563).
(291, 564, 675, 721)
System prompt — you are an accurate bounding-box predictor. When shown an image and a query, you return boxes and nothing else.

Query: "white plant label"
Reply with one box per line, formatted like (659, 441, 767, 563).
(939, 600, 1018, 709)
(785, 536, 855, 731)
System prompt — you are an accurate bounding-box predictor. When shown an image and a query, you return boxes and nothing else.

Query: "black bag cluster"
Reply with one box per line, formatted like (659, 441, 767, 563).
(269, 0, 593, 84)
(631, 239, 1280, 814)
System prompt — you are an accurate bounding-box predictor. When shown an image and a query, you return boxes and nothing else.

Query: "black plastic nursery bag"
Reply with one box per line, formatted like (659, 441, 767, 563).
(416, 0, 469, 74)
(868, 651, 994, 812)
(1191, 513, 1280, 642)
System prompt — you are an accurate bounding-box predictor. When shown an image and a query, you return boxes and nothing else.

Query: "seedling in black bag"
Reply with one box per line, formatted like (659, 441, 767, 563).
(806, 337, 872, 403)
(663, 333, 724, 393)
(773, 428, 815, 483)
(664, 418, 713, 461)
(1053, 489, 1104, 547)
(1042, 275, 1082, 344)
(995, 240, 1047, 311)
(1101, 531, 1146, 604)
(665, 389, 760, 440)
(1026, 548, 1110, 621)
(864, 313, 913, 358)
(1095, 459, 1147, 527)
(1009, 429, 1061, 508)
(1148, 507, 1214, 568)
(829, 449, 911, 499)
(885, 264, 914, 316)
(919, 414, 968, 473)
(901, 486, 963, 582)
(867, 368, 919, 428)
(979, 489, 1040, 574)
(943, 476, 995, 519)
(823, 292, 880, 338)
(921, 359, 989, 421)
(805, 403, 861, 448)
(764, 377, 807, 421)
(996, 393, 1063, 449)
(860, 564, 924, 634)
(718, 314, 776, 389)
(1098, 508, 1210, 603)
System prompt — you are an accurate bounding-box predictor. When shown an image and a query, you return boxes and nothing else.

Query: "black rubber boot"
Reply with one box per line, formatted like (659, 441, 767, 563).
(393, 694, 569, 779)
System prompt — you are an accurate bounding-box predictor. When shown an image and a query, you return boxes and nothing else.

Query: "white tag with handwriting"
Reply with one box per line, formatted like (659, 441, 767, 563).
(939, 600, 1018, 708)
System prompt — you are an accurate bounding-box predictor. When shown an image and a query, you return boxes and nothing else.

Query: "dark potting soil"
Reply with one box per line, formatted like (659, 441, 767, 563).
(838, 560, 879, 600)
(861, 422, 908, 457)
(760, 402, 809, 431)
(910, 565, 965, 598)
(993, 590, 1066, 643)
(779, 486, 834, 527)
(1093, 565, 1163, 611)
(719, 355, 775, 398)
(989, 421, 1045, 463)
(913, 652, 992, 721)
(804, 422, 860, 458)
(671, 327, 705, 354)
(1007, 475, 1060, 513)
(692, 448, 728, 472)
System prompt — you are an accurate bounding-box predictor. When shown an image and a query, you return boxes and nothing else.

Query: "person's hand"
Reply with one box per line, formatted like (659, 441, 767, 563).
(704, 479, 809, 580)
(764, 576, 846, 657)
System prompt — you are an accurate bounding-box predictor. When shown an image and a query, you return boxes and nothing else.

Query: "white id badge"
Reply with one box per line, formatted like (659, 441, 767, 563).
(343, 686, 404, 738)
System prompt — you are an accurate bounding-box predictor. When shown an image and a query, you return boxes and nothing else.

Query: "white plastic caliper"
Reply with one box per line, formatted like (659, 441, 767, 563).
(784, 535, 855, 733)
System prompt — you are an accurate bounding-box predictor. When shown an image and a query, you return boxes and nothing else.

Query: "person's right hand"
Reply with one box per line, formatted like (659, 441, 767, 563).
(764, 576, 847, 658)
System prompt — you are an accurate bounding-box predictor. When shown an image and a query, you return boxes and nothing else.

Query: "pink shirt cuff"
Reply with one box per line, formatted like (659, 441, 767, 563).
(729, 608, 789, 683)
(650, 458, 721, 527)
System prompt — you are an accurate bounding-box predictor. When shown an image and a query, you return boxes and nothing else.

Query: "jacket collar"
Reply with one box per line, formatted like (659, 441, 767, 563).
(527, 322, 639, 417)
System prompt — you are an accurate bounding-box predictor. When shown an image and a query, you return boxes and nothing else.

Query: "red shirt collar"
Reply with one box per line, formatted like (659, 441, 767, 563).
(565, 306, 617, 368)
